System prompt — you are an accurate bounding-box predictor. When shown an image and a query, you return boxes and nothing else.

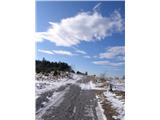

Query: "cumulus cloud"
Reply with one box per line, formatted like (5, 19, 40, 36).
(38, 49, 53, 55)
(52, 50, 74, 56)
(36, 10, 124, 47)
(93, 60, 124, 67)
(99, 46, 125, 59)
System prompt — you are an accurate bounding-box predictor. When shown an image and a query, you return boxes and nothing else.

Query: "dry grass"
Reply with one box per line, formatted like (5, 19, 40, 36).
(95, 91, 119, 120)
(113, 90, 125, 100)
(102, 99, 118, 120)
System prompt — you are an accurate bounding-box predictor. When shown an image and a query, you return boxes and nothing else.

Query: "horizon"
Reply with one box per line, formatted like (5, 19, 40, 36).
(36, 1, 125, 77)
(35, 58, 124, 78)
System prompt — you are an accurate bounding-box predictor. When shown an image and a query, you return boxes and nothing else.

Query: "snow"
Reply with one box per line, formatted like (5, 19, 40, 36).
(96, 96, 107, 120)
(104, 91, 125, 120)
(79, 81, 95, 90)
(79, 81, 106, 90)
(36, 73, 84, 120)
(109, 79, 125, 92)
(36, 73, 83, 97)
(78, 78, 124, 91)
(36, 73, 125, 120)
(36, 86, 70, 120)
(73, 106, 76, 113)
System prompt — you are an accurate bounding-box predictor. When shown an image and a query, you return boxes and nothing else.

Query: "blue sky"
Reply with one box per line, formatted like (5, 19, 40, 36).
(36, 1, 125, 77)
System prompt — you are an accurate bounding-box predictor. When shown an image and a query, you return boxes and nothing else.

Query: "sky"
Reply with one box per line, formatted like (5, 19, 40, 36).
(35, 1, 125, 77)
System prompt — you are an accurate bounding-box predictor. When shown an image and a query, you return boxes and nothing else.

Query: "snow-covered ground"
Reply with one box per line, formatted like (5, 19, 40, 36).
(94, 78, 125, 120)
(96, 96, 107, 120)
(36, 73, 83, 98)
(104, 91, 125, 120)
(76, 78, 125, 120)
(36, 86, 70, 120)
(79, 81, 108, 90)
(36, 73, 84, 120)
(110, 79, 125, 92)
(36, 73, 125, 120)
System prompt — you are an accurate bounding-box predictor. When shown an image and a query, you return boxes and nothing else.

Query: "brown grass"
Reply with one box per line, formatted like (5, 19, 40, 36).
(113, 90, 125, 100)
(102, 99, 118, 120)
(95, 91, 119, 120)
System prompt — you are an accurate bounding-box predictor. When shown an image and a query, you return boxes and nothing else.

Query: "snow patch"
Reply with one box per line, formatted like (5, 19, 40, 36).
(36, 86, 70, 120)
(36, 73, 83, 96)
(96, 96, 107, 120)
(110, 80, 125, 92)
(79, 81, 106, 90)
(104, 91, 125, 120)
(79, 81, 94, 90)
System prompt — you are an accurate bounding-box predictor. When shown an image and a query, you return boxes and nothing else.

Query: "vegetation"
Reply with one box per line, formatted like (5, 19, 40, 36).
(36, 58, 73, 73)
(96, 92, 118, 120)
(76, 71, 88, 75)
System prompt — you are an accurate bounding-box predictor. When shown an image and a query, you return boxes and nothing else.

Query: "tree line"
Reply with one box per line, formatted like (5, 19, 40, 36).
(36, 58, 73, 73)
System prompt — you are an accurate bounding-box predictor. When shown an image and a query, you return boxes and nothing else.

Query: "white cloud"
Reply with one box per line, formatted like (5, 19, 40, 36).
(93, 60, 110, 65)
(38, 49, 53, 55)
(35, 32, 45, 42)
(109, 62, 124, 67)
(38, 49, 74, 56)
(75, 49, 87, 54)
(36, 10, 124, 47)
(93, 60, 124, 67)
(84, 55, 91, 59)
(52, 50, 74, 56)
(99, 46, 125, 59)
